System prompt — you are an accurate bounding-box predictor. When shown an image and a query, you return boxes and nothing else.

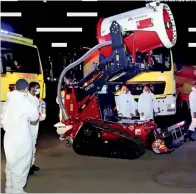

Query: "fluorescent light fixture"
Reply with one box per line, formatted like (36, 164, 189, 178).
(188, 43, 196, 47)
(188, 28, 196, 32)
(51, 43, 67, 48)
(82, 0, 98, 1)
(0, 12, 22, 17)
(0, 0, 18, 1)
(67, 12, 97, 17)
(36, 28, 82, 32)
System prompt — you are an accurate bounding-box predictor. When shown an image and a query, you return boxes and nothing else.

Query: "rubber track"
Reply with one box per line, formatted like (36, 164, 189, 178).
(72, 122, 145, 159)
(88, 121, 143, 145)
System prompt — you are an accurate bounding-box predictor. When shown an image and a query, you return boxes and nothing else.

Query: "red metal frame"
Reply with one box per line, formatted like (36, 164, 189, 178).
(62, 86, 159, 146)
(62, 87, 101, 138)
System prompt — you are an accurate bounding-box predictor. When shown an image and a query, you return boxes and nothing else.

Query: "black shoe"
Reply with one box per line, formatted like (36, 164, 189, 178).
(31, 165, 40, 171)
(28, 168, 34, 176)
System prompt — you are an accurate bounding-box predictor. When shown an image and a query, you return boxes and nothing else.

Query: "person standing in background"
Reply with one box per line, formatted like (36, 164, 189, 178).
(187, 82, 196, 141)
(117, 85, 137, 118)
(2, 79, 39, 193)
(138, 84, 158, 121)
(28, 82, 46, 175)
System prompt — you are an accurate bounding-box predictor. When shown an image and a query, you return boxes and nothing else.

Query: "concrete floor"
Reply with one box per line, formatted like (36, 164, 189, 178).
(1, 126, 196, 193)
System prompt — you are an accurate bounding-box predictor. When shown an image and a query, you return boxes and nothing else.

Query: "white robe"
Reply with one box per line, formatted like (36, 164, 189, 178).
(2, 90, 39, 193)
(138, 91, 158, 121)
(28, 93, 40, 166)
(117, 92, 137, 118)
(189, 88, 196, 132)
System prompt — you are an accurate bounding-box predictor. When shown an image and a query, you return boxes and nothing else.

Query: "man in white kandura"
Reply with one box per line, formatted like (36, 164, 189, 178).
(28, 82, 46, 175)
(117, 85, 137, 118)
(138, 84, 158, 121)
(187, 82, 196, 141)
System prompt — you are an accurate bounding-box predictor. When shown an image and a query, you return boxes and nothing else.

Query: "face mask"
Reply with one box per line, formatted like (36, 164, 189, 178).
(192, 87, 196, 92)
(35, 89, 40, 95)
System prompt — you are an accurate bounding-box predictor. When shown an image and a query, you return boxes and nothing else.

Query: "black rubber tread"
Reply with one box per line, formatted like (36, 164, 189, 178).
(72, 123, 145, 159)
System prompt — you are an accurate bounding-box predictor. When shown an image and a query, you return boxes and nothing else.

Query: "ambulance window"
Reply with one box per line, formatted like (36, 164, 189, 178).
(1, 55, 7, 73)
(137, 48, 172, 72)
(151, 48, 172, 71)
(1, 41, 40, 74)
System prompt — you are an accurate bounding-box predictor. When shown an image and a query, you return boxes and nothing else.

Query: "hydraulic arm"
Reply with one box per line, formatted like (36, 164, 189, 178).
(57, 21, 150, 120)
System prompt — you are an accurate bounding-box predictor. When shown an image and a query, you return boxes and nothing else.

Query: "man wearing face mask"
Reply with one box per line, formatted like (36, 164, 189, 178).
(187, 82, 196, 141)
(138, 84, 158, 121)
(2, 79, 39, 193)
(28, 82, 45, 175)
(117, 85, 137, 118)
